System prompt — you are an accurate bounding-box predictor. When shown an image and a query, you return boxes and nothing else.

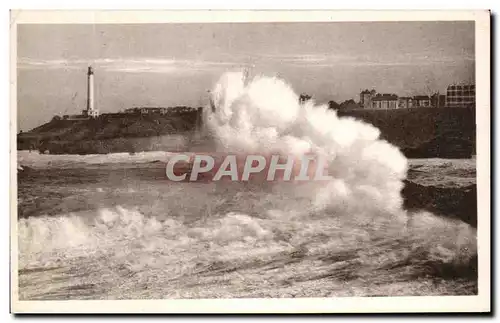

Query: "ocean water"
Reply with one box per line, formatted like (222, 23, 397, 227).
(16, 152, 477, 300)
(16, 72, 477, 299)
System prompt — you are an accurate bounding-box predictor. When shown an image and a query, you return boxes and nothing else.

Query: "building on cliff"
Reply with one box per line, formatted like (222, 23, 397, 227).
(431, 93, 446, 108)
(446, 83, 475, 108)
(83, 66, 99, 118)
(372, 93, 398, 109)
(398, 97, 413, 109)
(62, 65, 100, 120)
(412, 95, 431, 108)
(359, 89, 376, 109)
(125, 107, 168, 115)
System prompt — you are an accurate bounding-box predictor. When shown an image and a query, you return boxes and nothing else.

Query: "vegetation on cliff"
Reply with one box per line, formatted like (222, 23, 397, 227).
(17, 106, 475, 158)
(17, 108, 202, 154)
(336, 107, 476, 158)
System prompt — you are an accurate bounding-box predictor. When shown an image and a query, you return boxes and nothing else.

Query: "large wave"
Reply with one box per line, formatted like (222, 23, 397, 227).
(17, 71, 477, 299)
(205, 71, 407, 215)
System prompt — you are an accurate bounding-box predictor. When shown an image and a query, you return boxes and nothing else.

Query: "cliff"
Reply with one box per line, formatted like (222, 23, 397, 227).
(336, 106, 476, 158)
(17, 106, 475, 158)
(17, 108, 202, 154)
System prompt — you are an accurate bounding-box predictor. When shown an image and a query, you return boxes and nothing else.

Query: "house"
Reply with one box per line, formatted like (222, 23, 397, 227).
(446, 84, 475, 108)
(431, 93, 446, 108)
(360, 89, 376, 109)
(125, 107, 168, 115)
(170, 106, 196, 113)
(299, 94, 312, 104)
(125, 108, 140, 114)
(62, 114, 90, 121)
(413, 95, 431, 108)
(372, 94, 398, 109)
(398, 97, 413, 109)
(82, 109, 99, 118)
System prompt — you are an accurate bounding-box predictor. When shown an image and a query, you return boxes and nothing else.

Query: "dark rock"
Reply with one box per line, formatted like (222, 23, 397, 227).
(402, 136, 474, 159)
(402, 180, 477, 227)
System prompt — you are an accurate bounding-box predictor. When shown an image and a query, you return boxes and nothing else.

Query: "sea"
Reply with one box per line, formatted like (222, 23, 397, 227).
(16, 71, 478, 300)
(16, 150, 477, 300)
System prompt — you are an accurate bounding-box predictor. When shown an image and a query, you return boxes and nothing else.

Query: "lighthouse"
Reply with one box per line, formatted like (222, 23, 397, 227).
(83, 66, 99, 118)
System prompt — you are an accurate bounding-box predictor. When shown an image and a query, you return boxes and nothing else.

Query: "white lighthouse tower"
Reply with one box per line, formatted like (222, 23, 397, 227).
(83, 66, 99, 118)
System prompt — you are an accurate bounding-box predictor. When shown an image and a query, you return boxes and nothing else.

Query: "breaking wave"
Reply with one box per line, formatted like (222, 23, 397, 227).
(206, 72, 407, 215)
(18, 71, 477, 299)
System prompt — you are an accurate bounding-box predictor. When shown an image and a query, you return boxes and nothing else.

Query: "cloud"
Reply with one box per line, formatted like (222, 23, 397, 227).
(251, 52, 475, 68)
(258, 53, 330, 63)
(17, 58, 85, 70)
(18, 51, 475, 74)
(17, 57, 242, 74)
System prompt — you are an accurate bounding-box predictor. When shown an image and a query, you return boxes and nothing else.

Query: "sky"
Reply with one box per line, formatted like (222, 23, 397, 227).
(17, 21, 475, 131)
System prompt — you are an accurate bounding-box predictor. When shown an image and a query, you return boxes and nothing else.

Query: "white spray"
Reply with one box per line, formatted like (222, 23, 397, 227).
(205, 71, 408, 215)
(17, 71, 477, 299)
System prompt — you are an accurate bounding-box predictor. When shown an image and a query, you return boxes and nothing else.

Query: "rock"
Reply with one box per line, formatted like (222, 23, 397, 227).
(402, 136, 474, 159)
(402, 179, 477, 227)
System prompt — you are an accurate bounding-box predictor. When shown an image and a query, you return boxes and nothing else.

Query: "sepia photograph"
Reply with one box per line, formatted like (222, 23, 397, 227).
(10, 10, 490, 313)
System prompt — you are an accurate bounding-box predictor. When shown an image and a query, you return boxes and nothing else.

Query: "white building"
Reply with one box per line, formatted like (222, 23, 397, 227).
(372, 94, 398, 109)
(82, 66, 99, 118)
